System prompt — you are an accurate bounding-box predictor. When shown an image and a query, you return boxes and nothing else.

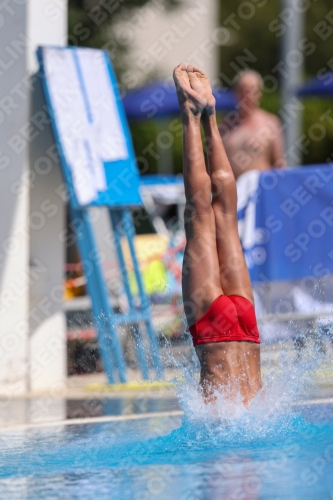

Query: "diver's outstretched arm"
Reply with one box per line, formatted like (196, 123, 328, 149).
(176, 64, 261, 404)
(173, 64, 222, 326)
(180, 63, 255, 304)
(202, 111, 253, 303)
(202, 113, 237, 215)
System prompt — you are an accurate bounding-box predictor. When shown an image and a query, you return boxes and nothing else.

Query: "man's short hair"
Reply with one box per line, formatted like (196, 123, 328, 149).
(233, 70, 263, 91)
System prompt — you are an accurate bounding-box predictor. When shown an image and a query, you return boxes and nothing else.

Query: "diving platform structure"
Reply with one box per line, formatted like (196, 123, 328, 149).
(38, 46, 163, 383)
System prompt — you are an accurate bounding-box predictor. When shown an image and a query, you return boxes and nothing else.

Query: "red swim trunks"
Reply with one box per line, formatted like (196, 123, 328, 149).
(189, 295, 260, 346)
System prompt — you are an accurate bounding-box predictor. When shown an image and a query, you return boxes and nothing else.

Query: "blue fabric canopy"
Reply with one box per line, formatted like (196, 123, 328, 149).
(122, 80, 236, 120)
(298, 72, 333, 97)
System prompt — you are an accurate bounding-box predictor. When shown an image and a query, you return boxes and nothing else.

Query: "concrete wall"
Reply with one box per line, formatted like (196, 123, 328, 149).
(0, 4, 30, 395)
(0, 1, 67, 395)
(28, 76, 67, 393)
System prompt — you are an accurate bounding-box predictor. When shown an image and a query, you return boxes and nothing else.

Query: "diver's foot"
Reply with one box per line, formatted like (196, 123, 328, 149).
(173, 63, 207, 117)
(187, 65, 216, 116)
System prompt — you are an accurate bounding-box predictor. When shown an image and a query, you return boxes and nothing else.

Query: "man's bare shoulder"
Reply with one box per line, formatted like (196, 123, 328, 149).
(257, 108, 282, 126)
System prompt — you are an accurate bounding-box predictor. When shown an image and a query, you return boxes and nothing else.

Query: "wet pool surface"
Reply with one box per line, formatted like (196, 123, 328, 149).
(1, 402, 333, 499)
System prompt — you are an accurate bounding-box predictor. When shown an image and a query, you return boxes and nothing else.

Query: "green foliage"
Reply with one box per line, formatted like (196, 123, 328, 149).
(219, 0, 281, 83)
(302, 98, 333, 165)
(129, 117, 184, 175)
(260, 92, 280, 115)
(129, 120, 159, 174)
(304, 0, 333, 76)
(219, 0, 333, 81)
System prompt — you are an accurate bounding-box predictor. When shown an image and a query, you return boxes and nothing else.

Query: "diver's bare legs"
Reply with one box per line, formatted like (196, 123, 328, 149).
(174, 64, 262, 404)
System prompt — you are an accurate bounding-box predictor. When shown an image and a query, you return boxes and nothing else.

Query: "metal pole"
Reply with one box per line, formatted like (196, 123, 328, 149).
(122, 209, 164, 379)
(110, 209, 150, 380)
(280, 0, 305, 166)
(72, 208, 127, 384)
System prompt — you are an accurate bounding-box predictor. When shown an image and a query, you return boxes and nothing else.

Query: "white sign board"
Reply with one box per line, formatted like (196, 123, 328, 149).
(42, 47, 128, 206)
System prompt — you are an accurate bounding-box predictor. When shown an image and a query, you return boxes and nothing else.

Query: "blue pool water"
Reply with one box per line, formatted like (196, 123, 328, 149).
(1, 402, 333, 499)
(1, 340, 333, 499)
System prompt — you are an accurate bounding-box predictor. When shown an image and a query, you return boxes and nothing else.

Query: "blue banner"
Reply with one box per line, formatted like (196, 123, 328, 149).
(237, 165, 333, 282)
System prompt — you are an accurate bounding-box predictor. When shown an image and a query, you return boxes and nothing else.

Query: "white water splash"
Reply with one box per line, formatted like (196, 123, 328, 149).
(162, 328, 333, 443)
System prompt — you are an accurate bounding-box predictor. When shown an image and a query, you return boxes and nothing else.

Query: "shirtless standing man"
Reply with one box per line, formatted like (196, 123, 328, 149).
(221, 70, 286, 180)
